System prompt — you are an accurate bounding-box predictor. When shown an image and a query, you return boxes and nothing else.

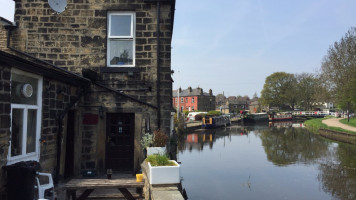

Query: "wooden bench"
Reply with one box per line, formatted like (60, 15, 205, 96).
(63, 178, 144, 200)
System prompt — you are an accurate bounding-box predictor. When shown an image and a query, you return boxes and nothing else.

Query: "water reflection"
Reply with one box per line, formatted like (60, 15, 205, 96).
(178, 125, 356, 200)
(318, 143, 356, 200)
(258, 127, 329, 166)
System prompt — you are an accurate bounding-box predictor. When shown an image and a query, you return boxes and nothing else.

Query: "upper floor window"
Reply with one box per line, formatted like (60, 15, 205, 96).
(8, 69, 42, 165)
(185, 98, 188, 103)
(181, 97, 184, 103)
(192, 97, 195, 103)
(107, 12, 135, 67)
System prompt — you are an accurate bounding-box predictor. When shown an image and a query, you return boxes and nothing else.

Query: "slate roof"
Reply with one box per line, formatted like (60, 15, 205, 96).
(172, 88, 211, 97)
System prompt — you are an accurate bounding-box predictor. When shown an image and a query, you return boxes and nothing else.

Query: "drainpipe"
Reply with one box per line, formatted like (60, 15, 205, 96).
(156, 1, 161, 129)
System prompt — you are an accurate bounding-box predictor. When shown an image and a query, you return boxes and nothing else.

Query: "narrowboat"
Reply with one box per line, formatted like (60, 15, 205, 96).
(241, 112, 269, 123)
(201, 115, 231, 129)
(268, 112, 293, 121)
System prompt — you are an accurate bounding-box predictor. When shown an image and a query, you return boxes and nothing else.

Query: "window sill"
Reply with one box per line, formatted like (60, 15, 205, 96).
(100, 67, 141, 73)
(6, 153, 39, 165)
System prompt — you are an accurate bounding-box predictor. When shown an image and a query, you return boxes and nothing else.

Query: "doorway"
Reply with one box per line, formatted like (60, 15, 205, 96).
(106, 113, 135, 172)
(64, 110, 75, 178)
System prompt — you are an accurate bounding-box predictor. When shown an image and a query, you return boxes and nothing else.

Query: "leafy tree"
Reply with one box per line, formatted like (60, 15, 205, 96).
(320, 27, 356, 117)
(295, 73, 318, 110)
(260, 72, 297, 110)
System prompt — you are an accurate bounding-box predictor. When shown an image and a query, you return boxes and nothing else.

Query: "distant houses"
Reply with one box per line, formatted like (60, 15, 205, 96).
(173, 87, 215, 112)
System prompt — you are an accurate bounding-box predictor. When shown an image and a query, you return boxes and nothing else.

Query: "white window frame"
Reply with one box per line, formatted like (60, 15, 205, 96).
(192, 97, 195, 103)
(107, 12, 136, 67)
(7, 69, 42, 165)
(181, 97, 183, 103)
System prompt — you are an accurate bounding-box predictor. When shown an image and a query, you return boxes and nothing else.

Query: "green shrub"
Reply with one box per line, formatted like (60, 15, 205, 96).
(140, 132, 153, 150)
(146, 154, 176, 166)
(207, 110, 221, 116)
(183, 110, 190, 116)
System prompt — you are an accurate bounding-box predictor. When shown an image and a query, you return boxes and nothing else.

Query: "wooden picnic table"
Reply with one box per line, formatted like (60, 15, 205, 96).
(63, 178, 144, 200)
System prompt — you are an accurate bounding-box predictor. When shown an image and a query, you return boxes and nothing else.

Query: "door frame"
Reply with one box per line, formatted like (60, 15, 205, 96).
(105, 113, 135, 172)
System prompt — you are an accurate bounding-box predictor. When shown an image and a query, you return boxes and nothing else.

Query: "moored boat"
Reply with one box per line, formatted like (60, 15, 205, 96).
(242, 112, 268, 123)
(268, 112, 293, 121)
(202, 115, 231, 129)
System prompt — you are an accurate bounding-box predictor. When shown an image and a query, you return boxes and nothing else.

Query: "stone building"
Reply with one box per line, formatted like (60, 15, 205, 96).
(172, 87, 215, 112)
(0, 0, 175, 197)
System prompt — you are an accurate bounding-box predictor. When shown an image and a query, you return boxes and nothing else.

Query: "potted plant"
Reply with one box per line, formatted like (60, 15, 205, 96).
(144, 129, 168, 156)
(145, 154, 180, 185)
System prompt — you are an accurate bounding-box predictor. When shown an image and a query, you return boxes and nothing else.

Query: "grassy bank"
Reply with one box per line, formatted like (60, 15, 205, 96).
(305, 117, 356, 135)
(340, 117, 356, 127)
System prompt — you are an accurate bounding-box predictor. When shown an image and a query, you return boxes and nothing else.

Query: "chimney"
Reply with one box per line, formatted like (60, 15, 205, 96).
(178, 87, 182, 93)
(188, 86, 192, 93)
(200, 88, 203, 95)
(209, 89, 212, 96)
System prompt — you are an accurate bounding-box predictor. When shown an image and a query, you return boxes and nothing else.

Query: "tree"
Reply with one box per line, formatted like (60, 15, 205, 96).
(320, 27, 356, 119)
(260, 72, 297, 110)
(295, 73, 318, 110)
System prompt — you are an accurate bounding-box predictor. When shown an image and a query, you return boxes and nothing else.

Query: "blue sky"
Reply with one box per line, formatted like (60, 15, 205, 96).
(171, 0, 356, 97)
(1, 0, 356, 97)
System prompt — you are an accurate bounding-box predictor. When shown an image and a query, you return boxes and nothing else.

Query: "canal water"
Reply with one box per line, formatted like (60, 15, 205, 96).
(178, 123, 356, 200)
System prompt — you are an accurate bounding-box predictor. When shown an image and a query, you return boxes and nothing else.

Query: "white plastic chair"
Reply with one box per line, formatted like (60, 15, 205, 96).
(35, 172, 54, 200)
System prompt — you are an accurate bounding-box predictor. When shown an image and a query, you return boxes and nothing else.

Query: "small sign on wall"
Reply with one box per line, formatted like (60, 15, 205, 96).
(83, 113, 99, 125)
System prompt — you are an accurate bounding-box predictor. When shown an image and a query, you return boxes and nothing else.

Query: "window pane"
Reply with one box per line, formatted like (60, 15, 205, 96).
(11, 109, 23, 157)
(26, 109, 37, 153)
(11, 73, 38, 105)
(110, 15, 132, 37)
(109, 40, 133, 65)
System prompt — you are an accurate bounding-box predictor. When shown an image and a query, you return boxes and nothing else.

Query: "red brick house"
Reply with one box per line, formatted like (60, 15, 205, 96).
(172, 87, 215, 112)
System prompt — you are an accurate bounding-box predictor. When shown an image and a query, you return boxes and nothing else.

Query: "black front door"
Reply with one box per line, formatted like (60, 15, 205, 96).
(106, 113, 135, 172)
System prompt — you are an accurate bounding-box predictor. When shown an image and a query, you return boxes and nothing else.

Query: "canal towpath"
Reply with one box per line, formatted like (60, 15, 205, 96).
(322, 118, 356, 132)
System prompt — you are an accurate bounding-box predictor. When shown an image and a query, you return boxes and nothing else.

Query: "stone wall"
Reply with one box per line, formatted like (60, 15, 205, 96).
(0, 26, 7, 51)
(10, 0, 174, 175)
(141, 161, 184, 200)
(0, 64, 11, 194)
(11, 0, 173, 133)
(40, 78, 83, 174)
(198, 95, 216, 111)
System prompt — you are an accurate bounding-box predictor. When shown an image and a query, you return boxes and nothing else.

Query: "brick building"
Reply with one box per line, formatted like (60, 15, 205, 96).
(172, 87, 215, 112)
(0, 0, 175, 196)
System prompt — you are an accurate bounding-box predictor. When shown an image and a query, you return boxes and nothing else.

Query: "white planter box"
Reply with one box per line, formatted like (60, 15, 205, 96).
(147, 147, 166, 156)
(147, 160, 180, 185)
